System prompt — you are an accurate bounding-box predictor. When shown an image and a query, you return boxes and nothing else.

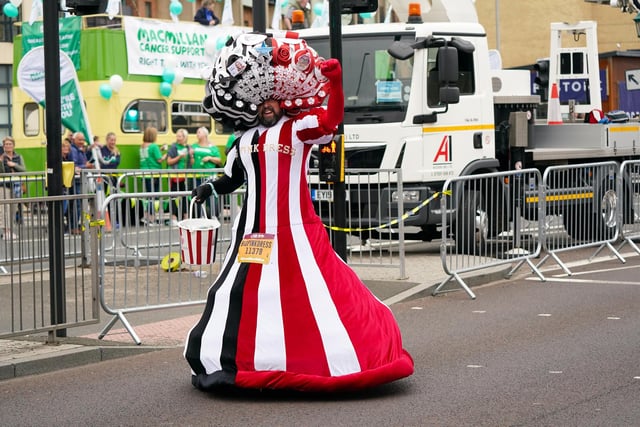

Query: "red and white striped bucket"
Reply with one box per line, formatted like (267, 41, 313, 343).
(178, 200, 221, 265)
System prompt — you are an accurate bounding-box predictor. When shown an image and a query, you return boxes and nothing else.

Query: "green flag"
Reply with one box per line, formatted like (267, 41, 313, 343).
(16, 46, 93, 142)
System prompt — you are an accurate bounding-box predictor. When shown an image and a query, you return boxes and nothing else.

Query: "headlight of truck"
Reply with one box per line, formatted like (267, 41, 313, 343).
(391, 190, 420, 202)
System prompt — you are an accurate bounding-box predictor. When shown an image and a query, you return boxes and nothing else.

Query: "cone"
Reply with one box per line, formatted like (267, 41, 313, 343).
(547, 82, 562, 125)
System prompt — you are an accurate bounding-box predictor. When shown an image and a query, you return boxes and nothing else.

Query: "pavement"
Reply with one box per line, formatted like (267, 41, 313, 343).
(0, 240, 518, 381)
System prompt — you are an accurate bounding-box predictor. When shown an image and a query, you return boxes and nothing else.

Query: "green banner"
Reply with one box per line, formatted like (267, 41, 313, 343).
(22, 16, 82, 69)
(17, 46, 93, 142)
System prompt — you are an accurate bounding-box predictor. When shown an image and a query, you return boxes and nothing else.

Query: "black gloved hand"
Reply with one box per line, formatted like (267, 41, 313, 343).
(192, 182, 213, 204)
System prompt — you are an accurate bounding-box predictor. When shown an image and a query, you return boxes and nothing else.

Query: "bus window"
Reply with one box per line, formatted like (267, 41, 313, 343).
(171, 101, 212, 134)
(24, 103, 40, 136)
(122, 100, 167, 133)
(214, 120, 233, 137)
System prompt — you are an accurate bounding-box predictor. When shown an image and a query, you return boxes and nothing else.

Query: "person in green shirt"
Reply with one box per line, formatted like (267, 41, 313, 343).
(139, 126, 167, 224)
(166, 128, 193, 224)
(192, 127, 223, 217)
(192, 127, 222, 170)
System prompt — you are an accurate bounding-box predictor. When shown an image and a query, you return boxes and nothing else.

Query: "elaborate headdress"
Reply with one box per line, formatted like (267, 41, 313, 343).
(202, 32, 329, 130)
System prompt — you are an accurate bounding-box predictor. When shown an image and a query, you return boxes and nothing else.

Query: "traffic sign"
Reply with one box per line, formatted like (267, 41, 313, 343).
(625, 69, 640, 91)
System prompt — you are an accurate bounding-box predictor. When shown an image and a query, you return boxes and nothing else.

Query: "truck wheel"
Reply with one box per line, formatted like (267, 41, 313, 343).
(563, 184, 617, 241)
(455, 188, 504, 255)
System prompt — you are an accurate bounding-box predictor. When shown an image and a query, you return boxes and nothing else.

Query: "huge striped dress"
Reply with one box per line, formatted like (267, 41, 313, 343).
(184, 107, 414, 392)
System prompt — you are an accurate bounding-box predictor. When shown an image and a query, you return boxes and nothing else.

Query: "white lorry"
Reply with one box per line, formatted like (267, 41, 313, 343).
(298, 0, 640, 246)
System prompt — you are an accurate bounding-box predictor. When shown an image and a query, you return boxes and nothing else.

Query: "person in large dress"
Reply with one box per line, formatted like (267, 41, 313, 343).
(184, 33, 413, 392)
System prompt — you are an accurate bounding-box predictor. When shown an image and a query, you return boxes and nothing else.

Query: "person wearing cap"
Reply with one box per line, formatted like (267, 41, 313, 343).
(185, 33, 413, 393)
(284, 0, 310, 30)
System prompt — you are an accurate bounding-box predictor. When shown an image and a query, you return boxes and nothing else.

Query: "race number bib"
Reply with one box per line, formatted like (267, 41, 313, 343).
(237, 233, 274, 264)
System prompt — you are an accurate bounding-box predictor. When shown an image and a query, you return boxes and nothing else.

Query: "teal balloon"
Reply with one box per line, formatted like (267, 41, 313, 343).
(169, 1, 183, 15)
(159, 82, 172, 97)
(99, 83, 113, 100)
(281, 0, 288, 7)
(162, 68, 176, 83)
(186, 0, 195, 2)
(313, 3, 323, 16)
(3, 3, 19, 18)
(216, 37, 227, 50)
(359, 12, 373, 19)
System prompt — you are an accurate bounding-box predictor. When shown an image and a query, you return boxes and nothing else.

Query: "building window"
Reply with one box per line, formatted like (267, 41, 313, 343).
(144, 1, 152, 17)
(0, 65, 12, 139)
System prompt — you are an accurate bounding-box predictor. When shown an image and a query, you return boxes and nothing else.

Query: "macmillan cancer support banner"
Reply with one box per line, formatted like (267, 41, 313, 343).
(123, 17, 244, 79)
(17, 46, 93, 142)
(22, 16, 82, 69)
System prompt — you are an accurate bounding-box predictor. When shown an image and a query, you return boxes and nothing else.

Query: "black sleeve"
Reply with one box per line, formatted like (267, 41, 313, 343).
(210, 159, 245, 194)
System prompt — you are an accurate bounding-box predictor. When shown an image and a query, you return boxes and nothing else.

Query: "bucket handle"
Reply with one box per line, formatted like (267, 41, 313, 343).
(189, 198, 210, 220)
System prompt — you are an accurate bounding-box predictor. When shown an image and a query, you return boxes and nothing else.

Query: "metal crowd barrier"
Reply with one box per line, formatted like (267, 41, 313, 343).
(617, 159, 640, 255)
(95, 168, 407, 343)
(0, 192, 99, 340)
(438, 169, 545, 299)
(536, 161, 624, 274)
(309, 168, 406, 278)
(96, 188, 241, 344)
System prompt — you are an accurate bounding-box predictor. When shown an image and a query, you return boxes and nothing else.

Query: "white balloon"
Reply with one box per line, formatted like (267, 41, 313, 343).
(164, 56, 178, 70)
(109, 74, 124, 92)
(173, 70, 184, 86)
(10, 0, 23, 7)
(201, 66, 213, 80)
(204, 38, 217, 56)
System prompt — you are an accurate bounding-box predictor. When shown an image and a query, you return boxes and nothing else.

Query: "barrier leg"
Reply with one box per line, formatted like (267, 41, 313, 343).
(432, 273, 476, 300)
(98, 311, 142, 345)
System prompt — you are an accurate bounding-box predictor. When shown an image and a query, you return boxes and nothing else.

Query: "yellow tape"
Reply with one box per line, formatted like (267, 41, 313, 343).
(161, 252, 182, 272)
(324, 190, 451, 232)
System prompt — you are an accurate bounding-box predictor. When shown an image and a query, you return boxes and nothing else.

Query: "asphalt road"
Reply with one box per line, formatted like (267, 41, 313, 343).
(1, 256, 639, 426)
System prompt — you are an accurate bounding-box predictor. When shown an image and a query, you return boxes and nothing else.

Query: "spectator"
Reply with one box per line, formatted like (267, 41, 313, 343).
(0, 136, 23, 240)
(166, 128, 193, 224)
(69, 131, 92, 234)
(139, 126, 167, 224)
(61, 138, 76, 233)
(194, 0, 220, 26)
(192, 127, 222, 170)
(284, 0, 310, 30)
(98, 132, 121, 190)
(192, 127, 222, 217)
(1, 136, 26, 230)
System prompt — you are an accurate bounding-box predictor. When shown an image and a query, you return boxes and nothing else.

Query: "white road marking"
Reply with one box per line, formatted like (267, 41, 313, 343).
(607, 316, 621, 320)
(538, 313, 552, 317)
(410, 306, 423, 310)
(549, 370, 563, 374)
(472, 310, 486, 314)
(551, 263, 640, 278)
(527, 277, 640, 286)
(466, 364, 484, 368)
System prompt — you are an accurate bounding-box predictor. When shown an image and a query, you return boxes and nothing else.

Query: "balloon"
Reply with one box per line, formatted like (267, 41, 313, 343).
(2, 3, 19, 18)
(186, 0, 195, 2)
(281, 0, 288, 7)
(162, 68, 176, 84)
(359, 12, 374, 19)
(204, 37, 217, 56)
(159, 82, 172, 97)
(99, 83, 113, 100)
(10, 0, 23, 7)
(215, 37, 227, 50)
(173, 70, 184, 86)
(164, 56, 178, 70)
(169, 1, 182, 15)
(313, 3, 323, 16)
(109, 74, 123, 92)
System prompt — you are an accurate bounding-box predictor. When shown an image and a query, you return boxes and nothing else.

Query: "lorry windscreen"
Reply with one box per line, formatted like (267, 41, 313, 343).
(304, 34, 415, 124)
